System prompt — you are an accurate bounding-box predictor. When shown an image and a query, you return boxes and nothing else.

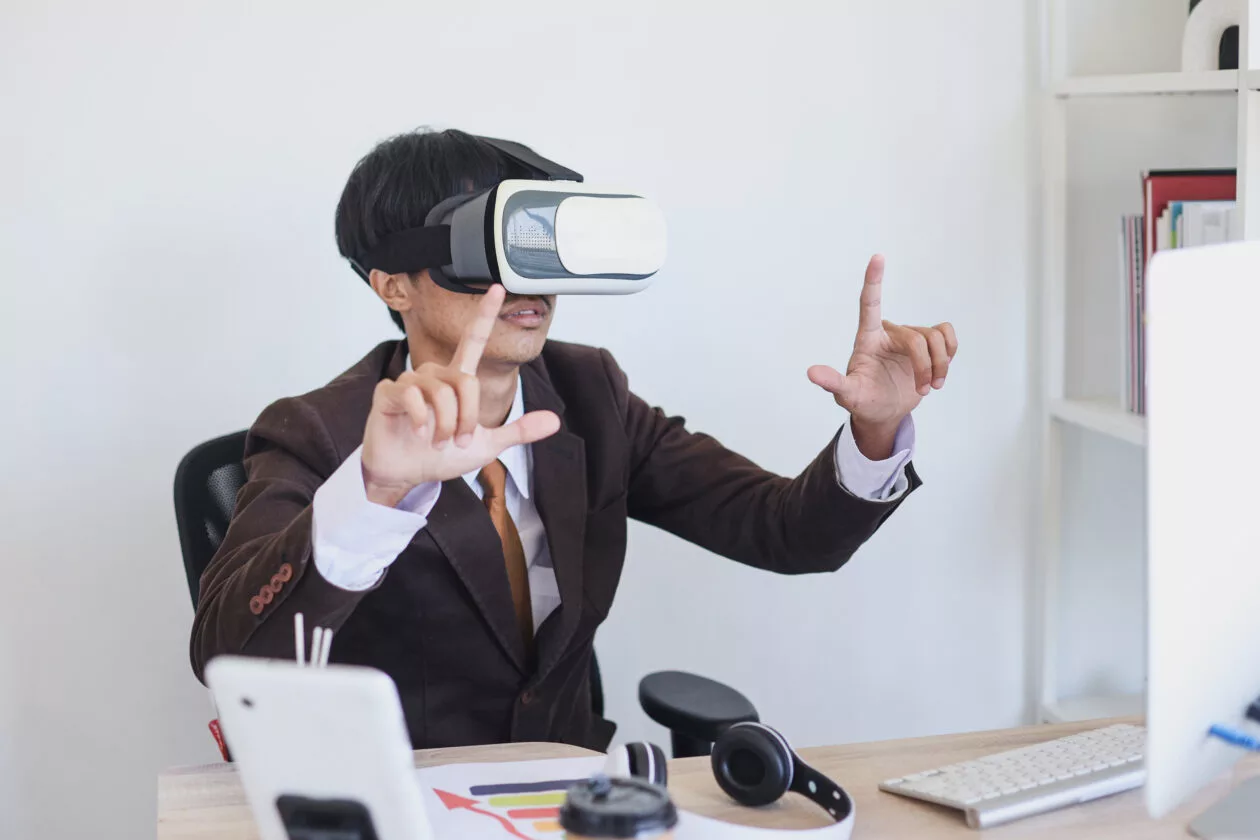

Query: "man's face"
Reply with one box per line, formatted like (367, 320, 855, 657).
(402, 272, 557, 367)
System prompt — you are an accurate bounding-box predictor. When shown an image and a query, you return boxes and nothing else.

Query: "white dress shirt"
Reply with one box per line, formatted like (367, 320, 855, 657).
(312, 369, 916, 631)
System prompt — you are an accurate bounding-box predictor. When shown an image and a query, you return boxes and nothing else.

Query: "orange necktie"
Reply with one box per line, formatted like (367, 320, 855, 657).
(478, 460, 534, 653)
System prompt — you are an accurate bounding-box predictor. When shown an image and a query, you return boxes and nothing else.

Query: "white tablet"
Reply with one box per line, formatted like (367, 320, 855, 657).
(205, 655, 434, 840)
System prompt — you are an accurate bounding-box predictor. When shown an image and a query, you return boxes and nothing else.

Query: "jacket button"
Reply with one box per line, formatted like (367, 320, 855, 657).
(259, 586, 274, 605)
(249, 596, 264, 615)
(277, 562, 293, 582)
(270, 573, 284, 589)
(521, 690, 535, 705)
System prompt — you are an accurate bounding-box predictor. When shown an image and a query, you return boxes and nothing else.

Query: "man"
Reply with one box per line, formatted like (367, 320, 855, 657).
(190, 129, 957, 751)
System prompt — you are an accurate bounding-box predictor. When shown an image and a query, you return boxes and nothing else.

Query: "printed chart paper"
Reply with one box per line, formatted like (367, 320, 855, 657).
(416, 757, 852, 839)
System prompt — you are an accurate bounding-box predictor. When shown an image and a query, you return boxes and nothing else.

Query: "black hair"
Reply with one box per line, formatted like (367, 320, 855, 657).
(334, 128, 531, 332)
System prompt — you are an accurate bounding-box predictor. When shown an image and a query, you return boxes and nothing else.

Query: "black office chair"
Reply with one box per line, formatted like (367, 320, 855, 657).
(174, 431, 758, 757)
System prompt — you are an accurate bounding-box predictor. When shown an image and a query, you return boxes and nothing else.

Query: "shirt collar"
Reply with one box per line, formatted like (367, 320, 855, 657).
(467, 376, 531, 500)
(404, 349, 531, 499)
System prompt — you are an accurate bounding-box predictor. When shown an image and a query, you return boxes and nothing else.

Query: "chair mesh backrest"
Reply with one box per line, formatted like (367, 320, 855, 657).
(203, 461, 246, 546)
(173, 430, 249, 607)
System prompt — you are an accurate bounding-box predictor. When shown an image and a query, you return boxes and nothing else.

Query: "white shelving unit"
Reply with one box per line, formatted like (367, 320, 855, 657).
(1046, 398, 1147, 447)
(1036, 0, 1260, 723)
(1054, 69, 1241, 97)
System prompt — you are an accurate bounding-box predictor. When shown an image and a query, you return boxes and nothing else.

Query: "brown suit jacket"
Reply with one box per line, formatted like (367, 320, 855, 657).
(190, 339, 919, 751)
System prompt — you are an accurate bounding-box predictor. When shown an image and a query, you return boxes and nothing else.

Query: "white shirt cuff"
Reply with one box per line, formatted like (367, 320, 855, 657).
(833, 416, 915, 502)
(311, 445, 441, 591)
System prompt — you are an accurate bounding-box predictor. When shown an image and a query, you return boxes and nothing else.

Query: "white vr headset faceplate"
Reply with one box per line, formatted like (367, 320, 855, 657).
(490, 180, 667, 295)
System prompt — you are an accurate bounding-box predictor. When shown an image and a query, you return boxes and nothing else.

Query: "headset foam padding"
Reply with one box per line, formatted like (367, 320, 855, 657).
(711, 722, 794, 807)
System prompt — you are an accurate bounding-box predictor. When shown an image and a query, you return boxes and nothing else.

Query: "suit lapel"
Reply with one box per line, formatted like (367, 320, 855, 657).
(521, 361, 587, 679)
(423, 478, 531, 674)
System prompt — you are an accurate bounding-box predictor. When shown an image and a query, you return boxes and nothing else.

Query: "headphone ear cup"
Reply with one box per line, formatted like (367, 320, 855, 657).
(710, 723, 793, 807)
(627, 742, 668, 787)
(605, 742, 668, 787)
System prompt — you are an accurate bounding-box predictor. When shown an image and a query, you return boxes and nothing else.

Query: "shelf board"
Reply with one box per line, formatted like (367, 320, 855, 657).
(1042, 693, 1146, 724)
(1048, 399, 1147, 447)
(1053, 70, 1239, 98)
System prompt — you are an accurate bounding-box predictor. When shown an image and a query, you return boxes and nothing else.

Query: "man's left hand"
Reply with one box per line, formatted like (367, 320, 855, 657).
(807, 255, 957, 460)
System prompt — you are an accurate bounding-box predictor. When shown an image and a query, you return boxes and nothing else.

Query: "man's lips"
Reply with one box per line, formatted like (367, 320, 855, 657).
(499, 298, 549, 326)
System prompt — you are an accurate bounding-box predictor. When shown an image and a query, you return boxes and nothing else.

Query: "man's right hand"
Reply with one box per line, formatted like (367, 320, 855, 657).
(361, 285, 561, 508)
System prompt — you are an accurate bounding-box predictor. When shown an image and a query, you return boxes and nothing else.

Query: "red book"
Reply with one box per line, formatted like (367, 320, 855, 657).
(1144, 169, 1236, 265)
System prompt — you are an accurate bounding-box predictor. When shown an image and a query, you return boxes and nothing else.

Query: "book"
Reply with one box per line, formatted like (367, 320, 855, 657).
(1122, 170, 1239, 415)
(1120, 214, 1144, 414)
(1143, 169, 1236, 265)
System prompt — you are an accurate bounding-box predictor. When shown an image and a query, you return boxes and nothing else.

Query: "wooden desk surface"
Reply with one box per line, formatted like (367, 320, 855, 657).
(158, 717, 1260, 839)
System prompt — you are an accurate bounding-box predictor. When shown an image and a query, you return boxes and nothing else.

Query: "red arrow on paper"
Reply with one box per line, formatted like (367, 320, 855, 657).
(434, 789, 534, 840)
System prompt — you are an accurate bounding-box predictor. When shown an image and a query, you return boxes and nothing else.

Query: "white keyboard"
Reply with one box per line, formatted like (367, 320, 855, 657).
(879, 723, 1146, 829)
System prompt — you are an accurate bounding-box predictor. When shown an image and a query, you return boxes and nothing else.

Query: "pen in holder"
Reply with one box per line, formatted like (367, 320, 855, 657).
(295, 613, 334, 668)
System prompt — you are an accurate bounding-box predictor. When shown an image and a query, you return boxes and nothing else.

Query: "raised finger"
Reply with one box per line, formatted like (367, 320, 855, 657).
(444, 371, 480, 445)
(451, 285, 506, 375)
(857, 255, 885, 335)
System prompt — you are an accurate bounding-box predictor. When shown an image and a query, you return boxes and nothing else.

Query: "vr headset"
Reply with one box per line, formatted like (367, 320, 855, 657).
(349, 137, 666, 295)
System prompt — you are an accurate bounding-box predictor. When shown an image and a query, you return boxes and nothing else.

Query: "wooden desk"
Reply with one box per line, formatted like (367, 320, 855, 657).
(158, 718, 1260, 839)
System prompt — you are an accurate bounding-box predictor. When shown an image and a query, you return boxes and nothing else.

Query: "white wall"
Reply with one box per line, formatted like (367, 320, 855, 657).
(0, 2, 1036, 838)
(1057, 0, 1239, 703)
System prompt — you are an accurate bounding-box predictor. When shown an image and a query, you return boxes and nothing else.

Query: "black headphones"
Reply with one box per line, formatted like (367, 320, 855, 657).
(711, 722, 853, 823)
(608, 722, 853, 826)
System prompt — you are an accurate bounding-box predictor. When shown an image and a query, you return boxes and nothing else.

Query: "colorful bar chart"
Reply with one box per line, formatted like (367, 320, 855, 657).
(438, 778, 584, 837)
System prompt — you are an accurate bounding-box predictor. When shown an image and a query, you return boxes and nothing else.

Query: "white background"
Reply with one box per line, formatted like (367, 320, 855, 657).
(0, 0, 1174, 838)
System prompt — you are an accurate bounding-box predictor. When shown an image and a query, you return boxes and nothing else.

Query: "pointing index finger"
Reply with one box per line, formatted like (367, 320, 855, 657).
(857, 255, 885, 335)
(452, 285, 506, 374)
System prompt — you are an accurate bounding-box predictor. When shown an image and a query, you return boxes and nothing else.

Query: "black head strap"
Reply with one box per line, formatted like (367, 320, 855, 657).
(477, 136, 584, 183)
(350, 225, 451, 281)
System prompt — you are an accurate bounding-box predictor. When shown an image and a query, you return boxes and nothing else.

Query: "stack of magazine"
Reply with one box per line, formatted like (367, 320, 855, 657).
(1120, 168, 1236, 415)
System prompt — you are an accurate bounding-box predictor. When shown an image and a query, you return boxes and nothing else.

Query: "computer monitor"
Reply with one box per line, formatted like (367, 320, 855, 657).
(1145, 240, 1260, 820)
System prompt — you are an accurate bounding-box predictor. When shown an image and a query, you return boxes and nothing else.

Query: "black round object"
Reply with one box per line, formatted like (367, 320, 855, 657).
(559, 775, 678, 838)
(638, 671, 759, 742)
(711, 723, 793, 807)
